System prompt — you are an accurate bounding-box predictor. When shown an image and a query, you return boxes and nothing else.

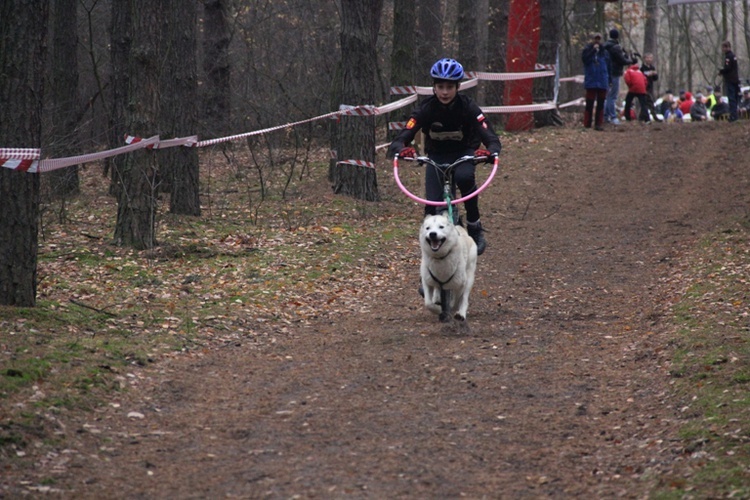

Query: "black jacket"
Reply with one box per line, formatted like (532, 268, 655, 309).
(388, 94, 502, 158)
(604, 39, 634, 78)
(640, 63, 658, 94)
(720, 50, 740, 84)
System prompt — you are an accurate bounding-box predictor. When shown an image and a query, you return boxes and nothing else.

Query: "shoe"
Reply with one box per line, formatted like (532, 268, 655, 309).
(467, 221, 487, 256)
(595, 126, 604, 131)
(611, 118, 621, 125)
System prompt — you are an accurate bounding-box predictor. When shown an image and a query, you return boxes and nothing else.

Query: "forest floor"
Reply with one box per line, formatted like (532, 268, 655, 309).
(2, 118, 750, 499)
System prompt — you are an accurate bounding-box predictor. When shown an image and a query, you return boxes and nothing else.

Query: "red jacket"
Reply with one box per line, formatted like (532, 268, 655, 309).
(624, 64, 647, 94)
(679, 92, 694, 115)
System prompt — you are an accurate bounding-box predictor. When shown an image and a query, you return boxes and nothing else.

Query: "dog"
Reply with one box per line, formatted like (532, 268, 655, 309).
(419, 213, 477, 322)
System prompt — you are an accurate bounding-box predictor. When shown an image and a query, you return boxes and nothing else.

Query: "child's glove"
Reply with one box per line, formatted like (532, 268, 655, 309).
(475, 149, 495, 163)
(399, 147, 417, 159)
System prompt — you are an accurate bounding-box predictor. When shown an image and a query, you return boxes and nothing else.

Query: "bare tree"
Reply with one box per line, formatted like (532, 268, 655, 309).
(113, 0, 161, 249)
(0, 1, 48, 306)
(391, 0, 417, 87)
(643, 0, 659, 60)
(161, 0, 201, 216)
(108, 0, 132, 195)
(417, 0, 443, 83)
(202, 0, 231, 139)
(48, 0, 80, 197)
(458, 0, 481, 100)
(330, 0, 384, 202)
(535, 0, 563, 126)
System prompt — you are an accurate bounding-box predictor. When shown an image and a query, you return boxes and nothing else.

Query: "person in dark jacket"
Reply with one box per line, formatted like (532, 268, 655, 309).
(603, 29, 636, 125)
(387, 58, 502, 255)
(718, 40, 741, 121)
(581, 32, 610, 130)
(640, 53, 661, 121)
(690, 93, 708, 121)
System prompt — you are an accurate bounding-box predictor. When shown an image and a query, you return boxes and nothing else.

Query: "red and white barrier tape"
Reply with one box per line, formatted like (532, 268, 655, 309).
(466, 71, 555, 81)
(535, 63, 556, 71)
(3, 68, 587, 173)
(336, 159, 375, 169)
(0, 148, 42, 173)
(0, 148, 41, 160)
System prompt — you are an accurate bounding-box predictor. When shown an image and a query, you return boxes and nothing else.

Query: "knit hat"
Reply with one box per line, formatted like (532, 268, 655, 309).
(609, 29, 619, 40)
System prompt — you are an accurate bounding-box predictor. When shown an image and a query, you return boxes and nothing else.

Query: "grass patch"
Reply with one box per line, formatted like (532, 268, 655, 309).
(653, 220, 750, 498)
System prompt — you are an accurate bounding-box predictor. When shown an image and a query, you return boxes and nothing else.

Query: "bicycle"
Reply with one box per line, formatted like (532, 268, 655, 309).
(393, 152, 499, 322)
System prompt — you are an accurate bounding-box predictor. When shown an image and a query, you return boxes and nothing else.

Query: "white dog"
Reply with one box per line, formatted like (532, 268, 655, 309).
(419, 213, 478, 322)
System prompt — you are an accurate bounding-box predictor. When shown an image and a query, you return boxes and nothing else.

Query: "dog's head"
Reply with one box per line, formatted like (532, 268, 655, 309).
(420, 213, 455, 255)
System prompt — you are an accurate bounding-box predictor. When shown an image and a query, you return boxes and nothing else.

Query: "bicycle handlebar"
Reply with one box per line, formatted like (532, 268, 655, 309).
(393, 154, 499, 207)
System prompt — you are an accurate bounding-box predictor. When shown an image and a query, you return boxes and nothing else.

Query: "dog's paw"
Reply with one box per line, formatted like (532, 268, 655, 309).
(454, 313, 465, 321)
(439, 311, 451, 323)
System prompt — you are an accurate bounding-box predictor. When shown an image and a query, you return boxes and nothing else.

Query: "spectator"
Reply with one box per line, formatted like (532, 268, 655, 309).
(664, 100, 684, 123)
(712, 95, 731, 120)
(718, 41, 740, 121)
(640, 53, 661, 121)
(679, 91, 694, 115)
(623, 64, 649, 122)
(603, 29, 636, 125)
(581, 32, 610, 131)
(659, 90, 674, 117)
(705, 85, 717, 111)
(739, 89, 750, 119)
(690, 93, 708, 121)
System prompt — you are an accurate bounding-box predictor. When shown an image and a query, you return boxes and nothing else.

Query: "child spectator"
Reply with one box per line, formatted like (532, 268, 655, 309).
(623, 64, 649, 122)
(664, 100, 684, 122)
(690, 93, 708, 121)
(659, 90, 674, 117)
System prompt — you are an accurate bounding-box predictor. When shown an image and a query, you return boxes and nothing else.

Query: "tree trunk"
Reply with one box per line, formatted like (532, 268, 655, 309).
(0, 1, 48, 306)
(534, 0, 563, 127)
(202, 0, 231, 139)
(644, 0, 659, 60)
(330, 0, 383, 202)
(108, 0, 132, 196)
(390, 0, 417, 141)
(48, 0, 80, 197)
(113, 0, 161, 250)
(486, 0, 508, 127)
(161, 0, 201, 216)
(458, 0, 481, 100)
(417, 0, 443, 85)
(391, 0, 417, 87)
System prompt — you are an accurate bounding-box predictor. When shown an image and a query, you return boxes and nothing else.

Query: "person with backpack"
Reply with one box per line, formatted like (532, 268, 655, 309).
(603, 29, 636, 125)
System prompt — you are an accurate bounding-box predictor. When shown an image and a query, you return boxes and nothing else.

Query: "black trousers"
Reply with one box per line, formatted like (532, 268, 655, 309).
(424, 149, 479, 223)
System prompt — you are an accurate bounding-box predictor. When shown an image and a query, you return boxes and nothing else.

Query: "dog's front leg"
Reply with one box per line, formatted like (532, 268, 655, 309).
(454, 288, 469, 321)
(423, 281, 442, 314)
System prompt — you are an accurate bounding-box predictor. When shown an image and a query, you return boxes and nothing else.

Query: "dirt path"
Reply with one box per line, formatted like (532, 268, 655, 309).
(8, 122, 750, 498)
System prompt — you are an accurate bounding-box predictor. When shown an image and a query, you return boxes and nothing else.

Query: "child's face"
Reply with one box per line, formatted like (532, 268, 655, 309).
(434, 81, 458, 105)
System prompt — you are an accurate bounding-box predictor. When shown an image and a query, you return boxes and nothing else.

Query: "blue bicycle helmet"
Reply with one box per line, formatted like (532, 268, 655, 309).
(430, 58, 464, 81)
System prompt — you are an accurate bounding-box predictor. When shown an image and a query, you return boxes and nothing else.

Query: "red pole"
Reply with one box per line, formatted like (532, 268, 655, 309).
(504, 0, 541, 131)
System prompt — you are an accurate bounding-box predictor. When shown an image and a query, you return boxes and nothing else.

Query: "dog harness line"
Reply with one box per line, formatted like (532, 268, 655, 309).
(428, 268, 456, 287)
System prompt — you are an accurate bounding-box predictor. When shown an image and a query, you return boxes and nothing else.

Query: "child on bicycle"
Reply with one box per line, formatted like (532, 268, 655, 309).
(387, 58, 502, 255)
